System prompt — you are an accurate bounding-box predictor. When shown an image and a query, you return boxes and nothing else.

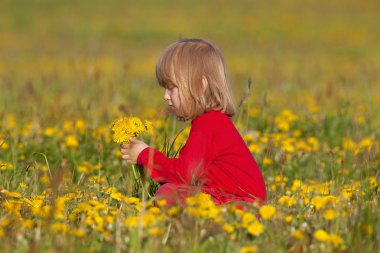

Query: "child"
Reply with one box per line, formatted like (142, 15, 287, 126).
(120, 38, 266, 206)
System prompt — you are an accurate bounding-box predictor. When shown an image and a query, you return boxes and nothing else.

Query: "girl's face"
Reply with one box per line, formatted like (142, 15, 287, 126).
(164, 86, 181, 116)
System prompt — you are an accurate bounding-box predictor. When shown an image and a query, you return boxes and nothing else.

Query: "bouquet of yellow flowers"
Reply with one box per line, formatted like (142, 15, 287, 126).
(111, 117, 152, 144)
(111, 116, 155, 198)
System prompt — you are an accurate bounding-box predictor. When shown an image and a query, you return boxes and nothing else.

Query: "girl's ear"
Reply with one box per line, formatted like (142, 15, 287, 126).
(202, 76, 208, 92)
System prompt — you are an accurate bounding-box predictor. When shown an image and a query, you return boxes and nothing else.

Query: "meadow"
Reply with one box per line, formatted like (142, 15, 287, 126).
(0, 0, 379, 252)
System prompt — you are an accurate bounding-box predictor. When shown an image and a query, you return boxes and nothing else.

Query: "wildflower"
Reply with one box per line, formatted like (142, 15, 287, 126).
(44, 127, 55, 137)
(248, 143, 261, 154)
(78, 165, 90, 174)
(262, 157, 272, 165)
(124, 216, 139, 228)
(342, 139, 356, 151)
(148, 227, 163, 236)
(3, 190, 21, 198)
(278, 196, 296, 207)
(240, 245, 257, 253)
(40, 175, 50, 185)
(311, 196, 326, 210)
(51, 222, 69, 234)
(247, 221, 264, 236)
(360, 224, 374, 235)
(291, 230, 305, 240)
(248, 107, 261, 118)
(314, 229, 330, 242)
(110, 192, 124, 201)
(65, 135, 79, 148)
(223, 224, 234, 233)
(285, 215, 293, 223)
(63, 120, 73, 132)
(156, 199, 167, 207)
(291, 179, 303, 191)
(111, 117, 152, 143)
(72, 229, 86, 238)
(75, 119, 86, 133)
(124, 197, 140, 205)
(323, 209, 338, 220)
(0, 162, 13, 171)
(0, 138, 9, 150)
(307, 137, 319, 151)
(242, 213, 256, 227)
(329, 233, 343, 247)
(185, 193, 213, 207)
(21, 219, 34, 229)
(259, 205, 276, 220)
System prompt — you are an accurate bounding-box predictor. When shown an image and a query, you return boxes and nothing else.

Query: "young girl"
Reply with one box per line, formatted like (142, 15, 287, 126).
(120, 38, 266, 206)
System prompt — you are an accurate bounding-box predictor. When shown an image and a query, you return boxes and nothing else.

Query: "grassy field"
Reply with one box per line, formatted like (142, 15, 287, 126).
(0, 0, 379, 252)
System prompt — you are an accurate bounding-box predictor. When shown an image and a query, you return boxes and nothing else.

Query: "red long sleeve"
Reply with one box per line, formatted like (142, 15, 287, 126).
(137, 110, 266, 203)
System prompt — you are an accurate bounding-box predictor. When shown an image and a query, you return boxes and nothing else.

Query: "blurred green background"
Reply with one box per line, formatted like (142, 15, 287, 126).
(1, 0, 380, 124)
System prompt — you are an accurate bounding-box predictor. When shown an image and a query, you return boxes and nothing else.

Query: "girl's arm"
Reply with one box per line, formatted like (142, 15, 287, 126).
(137, 130, 208, 185)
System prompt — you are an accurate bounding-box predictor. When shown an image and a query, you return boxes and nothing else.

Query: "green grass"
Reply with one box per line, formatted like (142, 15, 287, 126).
(0, 0, 379, 252)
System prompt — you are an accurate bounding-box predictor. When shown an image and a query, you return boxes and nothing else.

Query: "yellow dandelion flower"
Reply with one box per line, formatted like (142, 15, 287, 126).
(124, 216, 139, 228)
(75, 119, 86, 133)
(0, 162, 13, 171)
(314, 229, 330, 242)
(307, 137, 319, 151)
(223, 224, 234, 233)
(78, 165, 90, 174)
(240, 245, 257, 253)
(111, 116, 152, 143)
(110, 192, 124, 201)
(156, 199, 167, 207)
(323, 208, 339, 220)
(247, 221, 264, 236)
(291, 230, 305, 240)
(19, 182, 28, 190)
(148, 227, 163, 236)
(285, 215, 293, 223)
(259, 205, 276, 220)
(65, 135, 79, 148)
(51, 222, 69, 234)
(0, 139, 9, 150)
(44, 127, 55, 137)
(3, 190, 21, 198)
(248, 107, 261, 118)
(248, 143, 261, 154)
(242, 212, 256, 228)
(311, 196, 327, 210)
(358, 138, 372, 153)
(21, 219, 34, 229)
(167, 206, 180, 217)
(124, 197, 140, 205)
(342, 139, 356, 151)
(262, 157, 272, 165)
(329, 233, 343, 248)
(72, 229, 86, 238)
(278, 196, 296, 207)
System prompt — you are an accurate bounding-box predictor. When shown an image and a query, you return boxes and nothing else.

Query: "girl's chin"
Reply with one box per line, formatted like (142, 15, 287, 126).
(166, 107, 184, 119)
(167, 106, 177, 114)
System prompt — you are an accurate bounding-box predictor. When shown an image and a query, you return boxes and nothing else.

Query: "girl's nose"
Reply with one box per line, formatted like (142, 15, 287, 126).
(164, 89, 170, 101)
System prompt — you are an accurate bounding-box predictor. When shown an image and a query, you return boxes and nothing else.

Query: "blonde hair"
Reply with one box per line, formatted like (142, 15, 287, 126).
(156, 38, 236, 120)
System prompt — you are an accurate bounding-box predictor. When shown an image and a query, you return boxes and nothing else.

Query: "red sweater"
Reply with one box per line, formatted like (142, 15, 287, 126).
(137, 110, 266, 204)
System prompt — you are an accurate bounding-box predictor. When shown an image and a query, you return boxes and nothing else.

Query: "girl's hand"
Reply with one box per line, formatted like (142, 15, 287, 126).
(120, 137, 149, 164)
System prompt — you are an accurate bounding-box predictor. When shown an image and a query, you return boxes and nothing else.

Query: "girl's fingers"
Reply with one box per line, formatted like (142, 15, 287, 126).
(121, 143, 134, 148)
(129, 137, 140, 144)
(122, 154, 130, 160)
